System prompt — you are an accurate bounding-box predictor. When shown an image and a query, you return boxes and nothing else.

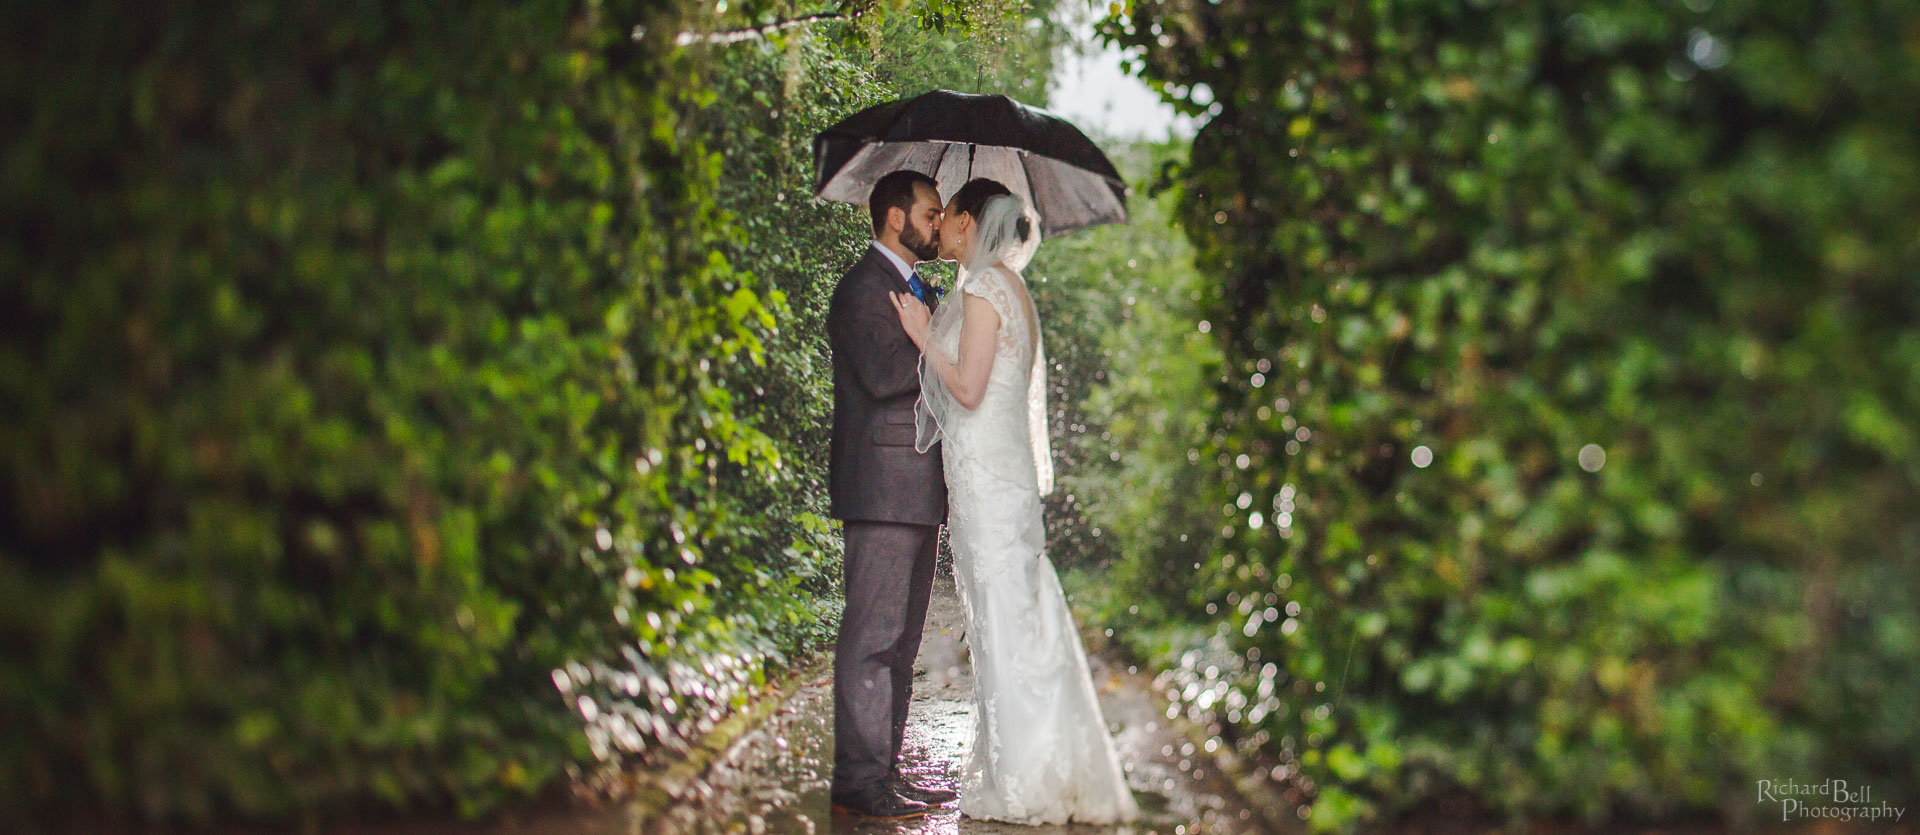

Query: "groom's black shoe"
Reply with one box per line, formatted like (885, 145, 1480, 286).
(830, 784, 931, 819)
(886, 774, 959, 805)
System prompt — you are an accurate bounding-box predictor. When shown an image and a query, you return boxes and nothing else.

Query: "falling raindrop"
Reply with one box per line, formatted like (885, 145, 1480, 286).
(1688, 28, 1731, 69)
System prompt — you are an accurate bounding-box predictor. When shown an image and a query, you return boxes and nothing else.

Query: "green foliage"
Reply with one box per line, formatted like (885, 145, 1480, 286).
(0, 0, 816, 826)
(1026, 138, 1212, 571)
(684, 33, 899, 649)
(1088, 0, 1920, 829)
(670, 0, 1064, 99)
(0, 0, 1091, 827)
(865, 0, 1067, 105)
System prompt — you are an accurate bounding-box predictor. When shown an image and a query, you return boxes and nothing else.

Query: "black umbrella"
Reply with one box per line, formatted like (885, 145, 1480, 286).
(812, 90, 1128, 237)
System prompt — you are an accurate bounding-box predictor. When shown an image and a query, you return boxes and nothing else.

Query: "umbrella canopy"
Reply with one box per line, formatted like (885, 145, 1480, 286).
(813, 90, 1129, 237)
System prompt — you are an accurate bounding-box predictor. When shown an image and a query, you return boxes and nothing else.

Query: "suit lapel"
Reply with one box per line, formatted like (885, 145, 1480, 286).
(860, 245, 939, 311)
(861, 247, 912, 294)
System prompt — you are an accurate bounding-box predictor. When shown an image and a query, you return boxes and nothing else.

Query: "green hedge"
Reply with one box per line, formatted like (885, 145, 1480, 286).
(0, 0, 1094, 827)
(1089, 0, 1919, 829)
(0, 0, 827, 825)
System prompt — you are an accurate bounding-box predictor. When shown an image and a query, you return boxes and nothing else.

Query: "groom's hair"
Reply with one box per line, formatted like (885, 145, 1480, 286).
(869, 170, 939, 237)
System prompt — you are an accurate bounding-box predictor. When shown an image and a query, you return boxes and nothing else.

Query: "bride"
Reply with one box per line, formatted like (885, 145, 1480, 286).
(888, 178, 1140, 825)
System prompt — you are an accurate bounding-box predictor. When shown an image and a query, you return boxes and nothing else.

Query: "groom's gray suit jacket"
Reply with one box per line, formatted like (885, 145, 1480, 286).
(826, 246, 948, 525)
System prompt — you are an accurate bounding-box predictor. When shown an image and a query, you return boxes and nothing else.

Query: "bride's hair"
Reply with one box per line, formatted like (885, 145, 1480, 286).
(949, 178, 1038, 275)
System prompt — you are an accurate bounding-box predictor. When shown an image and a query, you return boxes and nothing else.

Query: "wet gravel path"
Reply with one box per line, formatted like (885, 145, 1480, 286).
(619, 578, 1272, 835)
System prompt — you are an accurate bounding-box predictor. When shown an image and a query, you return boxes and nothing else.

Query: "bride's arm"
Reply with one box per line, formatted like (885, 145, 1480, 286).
(892, 291, 999, 410)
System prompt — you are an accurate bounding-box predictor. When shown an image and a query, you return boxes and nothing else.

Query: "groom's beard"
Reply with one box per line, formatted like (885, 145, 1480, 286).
(901, 224, 940, 262)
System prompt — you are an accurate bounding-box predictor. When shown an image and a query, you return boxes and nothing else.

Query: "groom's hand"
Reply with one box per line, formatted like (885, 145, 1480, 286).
(891, 292, 931, 349)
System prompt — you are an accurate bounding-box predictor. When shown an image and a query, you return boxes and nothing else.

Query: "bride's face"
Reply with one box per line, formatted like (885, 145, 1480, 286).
(936, 197, 972, 263)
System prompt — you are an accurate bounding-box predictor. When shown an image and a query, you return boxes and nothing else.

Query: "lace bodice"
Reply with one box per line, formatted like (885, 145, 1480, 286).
(917, 264, 1053, 497)
(968, 264, 1037, 361)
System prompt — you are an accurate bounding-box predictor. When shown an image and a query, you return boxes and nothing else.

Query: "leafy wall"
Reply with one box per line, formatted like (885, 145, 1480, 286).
(1085, 0, 1920, 829)
(0, 0, 1092, 828)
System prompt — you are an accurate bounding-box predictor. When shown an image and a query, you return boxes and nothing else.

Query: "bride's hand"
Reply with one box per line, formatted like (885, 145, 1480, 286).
(891, 292, 932, 348)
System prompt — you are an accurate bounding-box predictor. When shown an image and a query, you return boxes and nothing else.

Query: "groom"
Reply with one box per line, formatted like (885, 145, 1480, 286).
(824, 169, 957, 819)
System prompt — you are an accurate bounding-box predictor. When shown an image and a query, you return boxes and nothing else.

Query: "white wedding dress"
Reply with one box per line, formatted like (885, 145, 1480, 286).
(915, 260, 1140, 825)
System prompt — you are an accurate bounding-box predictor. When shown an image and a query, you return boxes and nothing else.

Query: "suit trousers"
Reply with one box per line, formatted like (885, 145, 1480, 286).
(831, 519, 939, 794)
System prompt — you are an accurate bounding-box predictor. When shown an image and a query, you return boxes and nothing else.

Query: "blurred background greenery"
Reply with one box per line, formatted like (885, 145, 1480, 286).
(1, 0, 1913, 832)
(1087, 0, 1920, 829)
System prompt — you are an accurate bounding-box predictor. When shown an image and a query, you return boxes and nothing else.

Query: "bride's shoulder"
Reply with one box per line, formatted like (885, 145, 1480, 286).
(961, 264, 1006, 294)
(969, 263, 1023, 291)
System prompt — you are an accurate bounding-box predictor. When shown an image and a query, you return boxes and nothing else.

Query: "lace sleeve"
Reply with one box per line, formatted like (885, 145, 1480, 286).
(958, 267, 1026, 357)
